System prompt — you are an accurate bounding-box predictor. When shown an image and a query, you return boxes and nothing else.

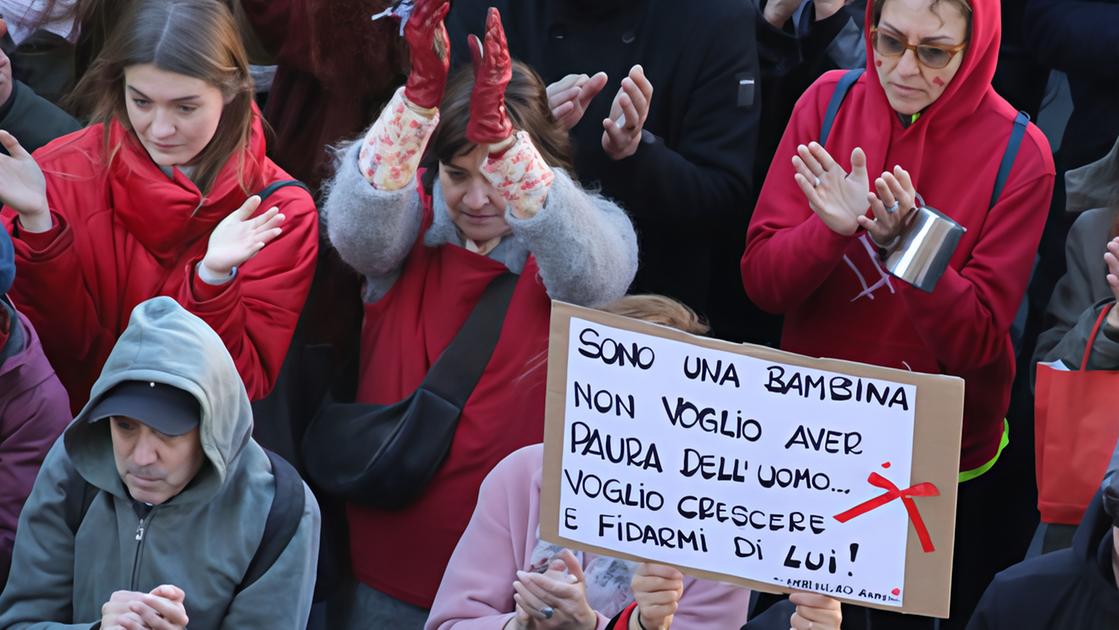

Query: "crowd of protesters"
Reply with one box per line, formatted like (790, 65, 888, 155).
(0, 0, 1117, 629)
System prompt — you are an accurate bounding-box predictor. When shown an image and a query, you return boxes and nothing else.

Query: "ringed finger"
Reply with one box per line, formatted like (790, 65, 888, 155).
(807, 141, 838, 172)
(797, 144, 825, 176)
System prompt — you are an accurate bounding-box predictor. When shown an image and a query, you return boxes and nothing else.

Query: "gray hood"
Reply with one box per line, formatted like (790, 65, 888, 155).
(1065, 136, 1119, 214)
(64, 296, 253, 505)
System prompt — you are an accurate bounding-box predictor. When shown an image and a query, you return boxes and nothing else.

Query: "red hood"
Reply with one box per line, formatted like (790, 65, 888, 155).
(861, 0, 1000, 126)
(105, 111, 268, 264)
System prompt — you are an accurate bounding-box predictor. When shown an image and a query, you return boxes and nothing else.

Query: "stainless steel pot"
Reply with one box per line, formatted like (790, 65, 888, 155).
(884, 205, 966, 293)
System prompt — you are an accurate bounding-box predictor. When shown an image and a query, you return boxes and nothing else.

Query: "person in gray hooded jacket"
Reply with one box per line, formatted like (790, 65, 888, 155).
(0, 296, 321, 629)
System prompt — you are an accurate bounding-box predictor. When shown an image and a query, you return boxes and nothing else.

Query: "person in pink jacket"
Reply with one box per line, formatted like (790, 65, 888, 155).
(425, 441, 750, 630)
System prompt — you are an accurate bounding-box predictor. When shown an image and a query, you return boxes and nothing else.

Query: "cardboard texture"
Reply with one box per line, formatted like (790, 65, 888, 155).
(540, 301, 964, 618)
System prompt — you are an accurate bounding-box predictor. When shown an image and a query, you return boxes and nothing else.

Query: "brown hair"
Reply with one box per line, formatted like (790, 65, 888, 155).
(873, 0, 973, 39)
(600, 295, 711, 335)
(71, 0, 256, 196)
(422, 59, 573, 188)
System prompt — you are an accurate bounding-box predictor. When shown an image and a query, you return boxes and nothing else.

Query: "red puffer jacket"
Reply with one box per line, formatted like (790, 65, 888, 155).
(1, 116, 318, 412)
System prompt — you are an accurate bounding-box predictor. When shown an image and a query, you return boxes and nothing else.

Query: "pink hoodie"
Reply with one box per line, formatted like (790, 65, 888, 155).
(425, 444, 751, 630)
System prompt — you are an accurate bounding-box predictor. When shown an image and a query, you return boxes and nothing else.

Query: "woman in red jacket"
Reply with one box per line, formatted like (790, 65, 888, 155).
(0, 0, 318, 411)
(742, 0, 1054, 627)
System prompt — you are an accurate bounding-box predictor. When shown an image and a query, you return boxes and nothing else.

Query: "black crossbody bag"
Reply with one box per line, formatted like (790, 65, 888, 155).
(301, 272, 518, 509)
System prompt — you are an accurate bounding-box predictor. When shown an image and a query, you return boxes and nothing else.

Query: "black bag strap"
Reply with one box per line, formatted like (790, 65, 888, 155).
(420, 272, 519, 405)
(255, 179, 311, 202)
(236, 449, 306, 593)
(62, 455, 100, 535)
(819, 68, 864, 147)
(990, 111, 1030, 209)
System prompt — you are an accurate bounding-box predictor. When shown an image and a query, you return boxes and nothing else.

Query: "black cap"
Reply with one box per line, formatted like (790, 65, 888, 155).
(88, 381, 200, 436)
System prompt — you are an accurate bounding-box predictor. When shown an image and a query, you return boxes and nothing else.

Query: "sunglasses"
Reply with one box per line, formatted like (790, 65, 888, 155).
(871, 28, 967, 70)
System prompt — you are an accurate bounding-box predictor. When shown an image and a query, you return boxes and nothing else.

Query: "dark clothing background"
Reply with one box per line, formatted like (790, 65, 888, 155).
(447, 0, 760, 330)
(0, 80, 79, 154)
(966, 493, 1119, 630)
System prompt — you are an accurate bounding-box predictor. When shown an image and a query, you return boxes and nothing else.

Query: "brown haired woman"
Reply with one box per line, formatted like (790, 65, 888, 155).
(319, 3, 637, 626)
(0, 0, 318, 411)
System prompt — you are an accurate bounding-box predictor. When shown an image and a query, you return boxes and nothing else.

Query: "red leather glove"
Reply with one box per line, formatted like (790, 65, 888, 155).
(403, 0, 452, 110)
(466, 8, 513, 145)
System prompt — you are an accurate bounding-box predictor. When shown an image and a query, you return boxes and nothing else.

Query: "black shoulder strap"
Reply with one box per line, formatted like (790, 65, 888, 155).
(989, 111, 1030, 209)
(63, 464, 99, 535)
(819, 68, 864, 147)
(255, 179, 311, 203)
(422, 272, 519, 407)
(237, 449, 307, 593)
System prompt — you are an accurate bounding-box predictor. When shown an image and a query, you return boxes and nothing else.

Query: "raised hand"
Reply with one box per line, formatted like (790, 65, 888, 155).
(601, 65, 653, 161)
(1105, 237, 1119, 330)
(403, 0, 452, 110)
(0, 130, 50, 231)
(547, 72, 608, 131)
(467, 8, 514, 146)
(201, 196, 285, 278)
(859, 164, 919, 248)
(793, 142, 870, 236)
(629, 563, 684, 630)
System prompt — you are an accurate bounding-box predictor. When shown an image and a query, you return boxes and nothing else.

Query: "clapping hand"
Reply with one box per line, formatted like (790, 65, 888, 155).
(859, 165, 919, 248)
(793, 142, 870, 236)
(467, 8, 515, 147)
(402, 0, 452, 110)
(0, 130, 50, 232)
(201, 195, 285, 278)
(509, 549, 596, 630)
(1105, 237, 1119, 330)
(602, 65, 653, 161)
(547, 72, 608, 131)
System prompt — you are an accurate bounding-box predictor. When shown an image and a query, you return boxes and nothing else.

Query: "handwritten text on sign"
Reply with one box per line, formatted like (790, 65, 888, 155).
(557, 318, 918, 607)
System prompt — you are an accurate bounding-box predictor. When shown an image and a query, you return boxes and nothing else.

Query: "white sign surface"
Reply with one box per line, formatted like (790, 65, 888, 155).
(555, 317, 919, 607)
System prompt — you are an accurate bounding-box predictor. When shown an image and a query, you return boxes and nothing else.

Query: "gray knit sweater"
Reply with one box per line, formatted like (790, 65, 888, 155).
(322, 138, 638, 305)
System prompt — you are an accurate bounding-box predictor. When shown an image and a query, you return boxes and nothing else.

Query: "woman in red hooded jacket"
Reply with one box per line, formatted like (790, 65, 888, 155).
(742, 0, 1054, 626)
(0, 0, 318, 412)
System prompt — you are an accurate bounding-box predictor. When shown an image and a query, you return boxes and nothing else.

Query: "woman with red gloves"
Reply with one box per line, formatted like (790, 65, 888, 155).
(742, 0, 1054, 626)
(320, 3, 637, 626)
(0, 0, 317, 412)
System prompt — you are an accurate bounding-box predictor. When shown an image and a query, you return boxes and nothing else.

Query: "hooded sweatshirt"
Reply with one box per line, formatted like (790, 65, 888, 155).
(0, 296, 321, 630)
(0, 115, 318, 413)
(741, 0, 1055, 471)
(966, 493, 1119, 629)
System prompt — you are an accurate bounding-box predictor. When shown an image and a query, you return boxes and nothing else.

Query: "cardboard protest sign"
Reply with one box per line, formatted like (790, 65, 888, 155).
(540, 302, 964, 618)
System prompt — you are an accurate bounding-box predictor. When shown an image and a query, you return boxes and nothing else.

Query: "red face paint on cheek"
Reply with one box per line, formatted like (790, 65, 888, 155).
(875, 59, 883, 67)
(932, 76, 945, 87)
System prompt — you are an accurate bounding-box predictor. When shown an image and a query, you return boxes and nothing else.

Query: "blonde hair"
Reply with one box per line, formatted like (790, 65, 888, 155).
(599, 295, 710, 335)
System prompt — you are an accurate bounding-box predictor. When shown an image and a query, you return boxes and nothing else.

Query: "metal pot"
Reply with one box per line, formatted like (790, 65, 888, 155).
(884, 205, 966, 293)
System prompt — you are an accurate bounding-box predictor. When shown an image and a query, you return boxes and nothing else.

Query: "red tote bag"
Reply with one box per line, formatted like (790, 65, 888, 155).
(1035, 303, 1119, 525)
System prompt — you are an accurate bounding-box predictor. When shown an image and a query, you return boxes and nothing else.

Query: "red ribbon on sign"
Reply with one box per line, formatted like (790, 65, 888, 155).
(833, 472, 940, 553)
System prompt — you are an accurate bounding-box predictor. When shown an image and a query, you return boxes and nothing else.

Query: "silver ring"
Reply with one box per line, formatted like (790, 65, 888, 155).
(885, 201, 899, 214)
(541, 607, 554, 619)
(813, 176, 821, 187)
